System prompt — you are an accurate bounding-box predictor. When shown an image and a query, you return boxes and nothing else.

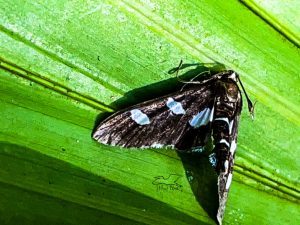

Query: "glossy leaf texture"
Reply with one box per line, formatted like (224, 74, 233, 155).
(0, 1, 299, 225)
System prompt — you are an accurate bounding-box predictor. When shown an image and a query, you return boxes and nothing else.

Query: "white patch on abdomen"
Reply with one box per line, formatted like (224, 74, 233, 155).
(219, 139, 230, 147)
(224, 160, 229, 173)
(230, 140, 237, 154)
(225, 173, 233, 190)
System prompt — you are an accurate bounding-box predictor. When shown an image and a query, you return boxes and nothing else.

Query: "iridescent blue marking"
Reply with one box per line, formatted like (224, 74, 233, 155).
(130, 109, 150, 125)
(189, 108, 211, 128)
(209, 153, 217, 167)
(191, 146, 205, 153)
(166, 98, 186, 115)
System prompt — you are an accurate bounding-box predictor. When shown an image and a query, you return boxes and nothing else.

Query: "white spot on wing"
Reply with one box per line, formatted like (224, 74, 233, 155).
(225, 173, 233, 190)
(130, 109, 150, 125)
(189, 108, 212, 128)
(230, 140, 237, 154)
(141, 144, 174, 149)
(166, 97, 185, 115)
(151, 143, 164, 148)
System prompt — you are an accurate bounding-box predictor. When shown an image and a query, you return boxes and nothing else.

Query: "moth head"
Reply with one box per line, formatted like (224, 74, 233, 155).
(225, 82, 239, 99)
(218, 71, 240, 100)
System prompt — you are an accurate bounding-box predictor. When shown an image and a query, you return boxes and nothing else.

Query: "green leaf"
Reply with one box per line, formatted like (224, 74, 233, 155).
(241, 0, 300, 47)
(0, 1, 299, 225)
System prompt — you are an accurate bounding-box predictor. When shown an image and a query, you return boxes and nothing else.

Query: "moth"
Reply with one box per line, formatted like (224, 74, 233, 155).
(93, 64, 254, 225)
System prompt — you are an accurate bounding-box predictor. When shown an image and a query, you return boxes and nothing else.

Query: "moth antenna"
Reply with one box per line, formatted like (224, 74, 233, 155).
(250, 101, 257, 120)
(176, 60, 210, 85)
(236, 75, 255, 119)
(180, 70, 211, 91)
(190, 70, 211, 82)
(175, 59, 183, 81)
